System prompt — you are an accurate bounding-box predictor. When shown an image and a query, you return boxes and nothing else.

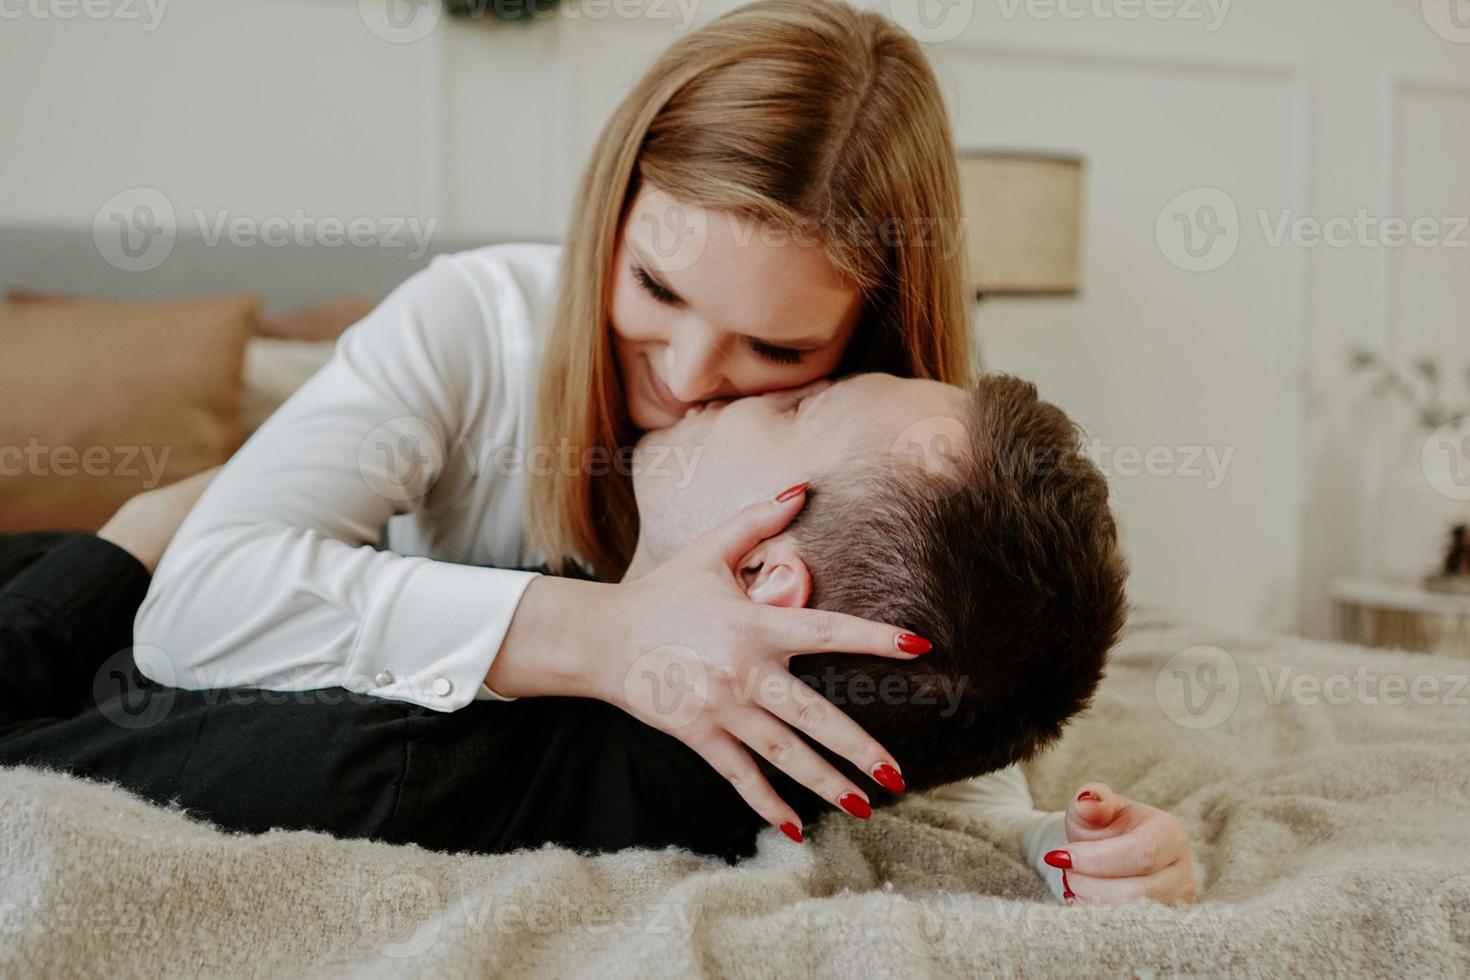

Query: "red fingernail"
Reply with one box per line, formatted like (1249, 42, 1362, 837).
(1044, 849, 1072, 869)
(895, 633, 932, 655)
(838, 793, 872, 819)
(1062, 869, 1075, 902)
(1077, 790, 1102, 803)
(871, 763, 905, 793)
(775, 482, 809, 503)
(779, 822, 804, 844)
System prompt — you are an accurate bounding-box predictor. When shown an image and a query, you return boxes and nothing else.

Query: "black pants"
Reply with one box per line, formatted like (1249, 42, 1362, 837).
(0, 532, 832, 862)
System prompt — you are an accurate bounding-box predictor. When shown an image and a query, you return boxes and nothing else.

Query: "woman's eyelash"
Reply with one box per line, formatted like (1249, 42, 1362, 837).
(631, 263, 803, 365)
(748, 339, 804, 365)
(632, 265, 680, 305)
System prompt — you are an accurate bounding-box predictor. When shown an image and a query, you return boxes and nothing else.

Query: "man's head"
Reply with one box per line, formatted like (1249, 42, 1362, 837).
(630, 372, 1127, 793)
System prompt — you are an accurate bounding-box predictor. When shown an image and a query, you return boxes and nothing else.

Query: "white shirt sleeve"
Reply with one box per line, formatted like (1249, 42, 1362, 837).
(133, 250, 549, 712)
(926, 765, 1071, 901)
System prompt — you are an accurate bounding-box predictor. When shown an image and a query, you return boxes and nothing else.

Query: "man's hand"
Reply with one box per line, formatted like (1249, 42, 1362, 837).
(1043, 782, 1196, 906)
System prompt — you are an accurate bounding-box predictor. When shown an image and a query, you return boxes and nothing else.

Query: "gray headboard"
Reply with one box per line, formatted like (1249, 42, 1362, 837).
(0, 223, 544, 312)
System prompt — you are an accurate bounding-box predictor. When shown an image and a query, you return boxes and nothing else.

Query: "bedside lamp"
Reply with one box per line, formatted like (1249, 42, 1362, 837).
(957, 151, 1086, 301)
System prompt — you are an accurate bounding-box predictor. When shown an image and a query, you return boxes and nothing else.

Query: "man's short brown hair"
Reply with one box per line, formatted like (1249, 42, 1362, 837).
(786, 374, 1127, 796)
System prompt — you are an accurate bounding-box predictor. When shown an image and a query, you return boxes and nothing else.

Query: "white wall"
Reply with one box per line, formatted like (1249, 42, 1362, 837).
(2, 0, 1468, 636)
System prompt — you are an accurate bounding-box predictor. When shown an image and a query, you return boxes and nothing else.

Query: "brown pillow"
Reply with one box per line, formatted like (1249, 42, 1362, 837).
(0, 295, 257, 532)
(7, 288, 373, 342)
(257, 295, 376, 341)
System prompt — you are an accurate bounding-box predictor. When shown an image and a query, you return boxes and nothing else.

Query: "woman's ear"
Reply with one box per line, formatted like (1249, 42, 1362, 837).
(738, 536, 812, 609)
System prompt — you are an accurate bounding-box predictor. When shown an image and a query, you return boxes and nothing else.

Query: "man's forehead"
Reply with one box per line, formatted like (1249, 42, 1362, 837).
(821, 373, 966, 423)
(813, 374, 967, 473)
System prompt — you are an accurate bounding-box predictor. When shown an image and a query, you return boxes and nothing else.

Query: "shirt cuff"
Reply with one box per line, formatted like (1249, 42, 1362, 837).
(1021, 810, 1071, 902)
(926, 765, 1072, 903)
(349, 560, 538, 711)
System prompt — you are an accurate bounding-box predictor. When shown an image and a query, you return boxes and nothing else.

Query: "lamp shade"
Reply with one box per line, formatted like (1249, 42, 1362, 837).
(957, 151, 1085, 298)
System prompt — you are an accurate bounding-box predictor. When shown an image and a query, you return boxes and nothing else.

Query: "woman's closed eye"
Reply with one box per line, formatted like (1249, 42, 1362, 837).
(633, 261, 807, 365)
(748, 338, 804, 366)
(632, 264, 682, 306)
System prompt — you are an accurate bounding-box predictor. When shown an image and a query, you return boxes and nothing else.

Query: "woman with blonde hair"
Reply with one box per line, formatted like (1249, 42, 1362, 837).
(132, 0, 1194, 905)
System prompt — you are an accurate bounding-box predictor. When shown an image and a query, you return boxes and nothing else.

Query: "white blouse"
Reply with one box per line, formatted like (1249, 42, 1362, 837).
(135, 243, 561, 710)
(132, 242, 1065, 895)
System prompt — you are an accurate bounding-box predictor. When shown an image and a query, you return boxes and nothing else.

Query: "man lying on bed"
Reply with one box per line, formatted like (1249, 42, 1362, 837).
(0, 373, 1194, 905)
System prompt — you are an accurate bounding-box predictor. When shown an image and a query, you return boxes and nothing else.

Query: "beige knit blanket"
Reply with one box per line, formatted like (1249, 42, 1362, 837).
(2, 611, 1468, 978)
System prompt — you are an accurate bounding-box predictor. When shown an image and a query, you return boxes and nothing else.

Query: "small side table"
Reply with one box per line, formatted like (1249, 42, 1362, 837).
(1330, 578, 1470, 659)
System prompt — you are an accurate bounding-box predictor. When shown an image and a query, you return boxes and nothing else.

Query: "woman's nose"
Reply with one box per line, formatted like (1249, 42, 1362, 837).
(665, 331, 727, 403)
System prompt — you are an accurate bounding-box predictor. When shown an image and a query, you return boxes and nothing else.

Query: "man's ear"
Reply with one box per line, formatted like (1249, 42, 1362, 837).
(738, 535, 812, 609)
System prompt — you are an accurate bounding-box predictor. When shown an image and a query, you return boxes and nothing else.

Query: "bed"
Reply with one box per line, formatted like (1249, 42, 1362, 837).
(2, 609, 1467, 977)
(3, 225, 1467, 977)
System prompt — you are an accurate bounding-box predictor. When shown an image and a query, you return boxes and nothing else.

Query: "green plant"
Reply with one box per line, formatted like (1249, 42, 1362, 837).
(1349, 348, 1470, 431)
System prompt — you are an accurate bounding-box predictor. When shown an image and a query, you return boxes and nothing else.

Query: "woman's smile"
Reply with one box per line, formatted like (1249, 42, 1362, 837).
(642, 353, 697, 420)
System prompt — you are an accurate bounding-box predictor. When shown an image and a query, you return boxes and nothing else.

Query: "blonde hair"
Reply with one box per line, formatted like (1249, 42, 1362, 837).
(530, 0, 973, 578)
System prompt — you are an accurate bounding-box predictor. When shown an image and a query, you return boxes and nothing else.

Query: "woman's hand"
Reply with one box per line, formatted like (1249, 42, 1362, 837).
(590, 484, 930, 841)
(1044, 782, 1197, 906)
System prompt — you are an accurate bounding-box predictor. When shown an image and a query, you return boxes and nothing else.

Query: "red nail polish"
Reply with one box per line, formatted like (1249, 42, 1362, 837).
(779, 822, 804, 844)
(895, 633, 932, 655)
(1044, 849, 1072, 870)
(1077, 790, 1101, 803)
(838, 793, 872, 819)
(775, 482, 809, 503)
(1062, 869, 1075, 902)
(871, 763, 905, 793)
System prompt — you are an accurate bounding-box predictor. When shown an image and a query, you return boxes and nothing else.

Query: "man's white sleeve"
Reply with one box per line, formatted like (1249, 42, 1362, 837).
(927, 765, 1071, 901)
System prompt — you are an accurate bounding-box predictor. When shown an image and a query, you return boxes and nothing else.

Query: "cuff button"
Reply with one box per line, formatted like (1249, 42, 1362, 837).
(373, 671, 395, 687)
(432, 677, 453, 697)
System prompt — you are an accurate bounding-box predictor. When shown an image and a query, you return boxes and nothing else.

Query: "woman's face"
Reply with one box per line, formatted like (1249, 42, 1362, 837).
(609, 184, 863, 431)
